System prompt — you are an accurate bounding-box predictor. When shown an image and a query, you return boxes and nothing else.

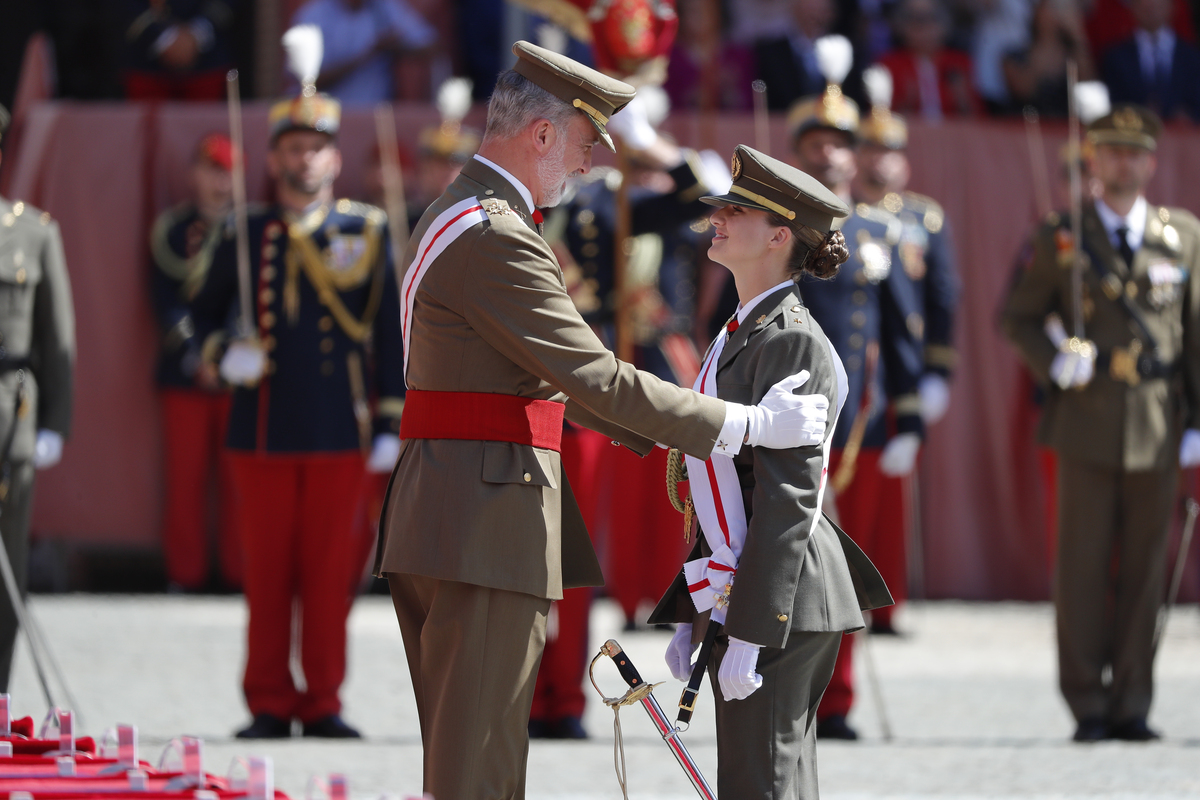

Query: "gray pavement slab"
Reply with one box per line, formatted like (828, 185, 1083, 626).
(6, 596, 1199, 799)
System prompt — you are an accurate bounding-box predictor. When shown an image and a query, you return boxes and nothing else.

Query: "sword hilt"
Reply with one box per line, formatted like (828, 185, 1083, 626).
(600, 639, 646, 689)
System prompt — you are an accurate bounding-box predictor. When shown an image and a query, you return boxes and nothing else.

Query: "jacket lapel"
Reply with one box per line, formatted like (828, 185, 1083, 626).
(716, 285, 795, 373)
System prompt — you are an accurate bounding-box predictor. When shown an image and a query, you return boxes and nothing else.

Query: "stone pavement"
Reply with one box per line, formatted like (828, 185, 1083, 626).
(7, 596, 1199, 799)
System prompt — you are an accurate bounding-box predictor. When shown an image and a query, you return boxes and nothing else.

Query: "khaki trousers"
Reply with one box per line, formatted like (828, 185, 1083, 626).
(388, 573, 550, 800)
(1055, 457, 1177, 724)
(709, 630, 842, 800)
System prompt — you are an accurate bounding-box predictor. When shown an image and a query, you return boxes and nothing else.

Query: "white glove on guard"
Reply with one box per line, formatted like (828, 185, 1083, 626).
(1180, 429, 1200, 468)
(665, 623, 698, 681)
(1049, 348, 1095, 390)
(366, 433, 401, 473)
(219, 340, 266, 386)
(879, 432, 921, 477)
(33, 430, 64, 470)
(918, 373, 951, 424)
(718, 636, 763, 701)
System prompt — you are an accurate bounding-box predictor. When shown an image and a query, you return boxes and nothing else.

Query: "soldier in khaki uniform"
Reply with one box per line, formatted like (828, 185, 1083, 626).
(376, 42, 833, 800)
(649, 145, 892, 800)
(1002, 105, 1200, 742)
(0, 104, 75, 691)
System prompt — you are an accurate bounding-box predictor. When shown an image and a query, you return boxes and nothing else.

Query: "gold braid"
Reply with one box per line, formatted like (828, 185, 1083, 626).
(665, 448, 695, 543)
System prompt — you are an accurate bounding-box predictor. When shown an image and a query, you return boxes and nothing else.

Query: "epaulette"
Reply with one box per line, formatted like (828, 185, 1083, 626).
(855, 202, 903, 245)
(333, 198, 387, 224)
(902, 191, 946, 233)
(481, 197, 520, 220)
(2, 199, 52, 229)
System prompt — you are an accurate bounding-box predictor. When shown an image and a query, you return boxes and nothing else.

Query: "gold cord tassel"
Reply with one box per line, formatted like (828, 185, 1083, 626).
(665, 448, 695, 542)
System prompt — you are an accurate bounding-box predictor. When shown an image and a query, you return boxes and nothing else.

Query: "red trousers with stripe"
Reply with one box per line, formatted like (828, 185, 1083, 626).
(229, 452, 366, 723)
(818, 447, 907, 719)
(160, 389, 240, 589)
(531, 425, 609, 722)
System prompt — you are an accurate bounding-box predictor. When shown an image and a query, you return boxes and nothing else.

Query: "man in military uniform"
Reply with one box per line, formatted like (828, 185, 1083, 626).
(190, 87, 405, 739)
(1002, 105, 1200, 742)
(150, 132, 239, 592)
(376, 41, 832, 800)
(785, 86, 925, 739)
(0, 103, 75, 691)
(853, 86, 961, 632)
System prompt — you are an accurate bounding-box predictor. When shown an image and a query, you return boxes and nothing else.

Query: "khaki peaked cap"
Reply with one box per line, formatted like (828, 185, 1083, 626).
(511, 40, 635, 152)
(701, 145, 850, 233)
(1087, 104, 1162, 151)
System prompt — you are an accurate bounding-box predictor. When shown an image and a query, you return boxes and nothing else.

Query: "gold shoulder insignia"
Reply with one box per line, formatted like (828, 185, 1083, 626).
(334, 198, 387, 223)
(39, 212, 51, 225)
(482, 198, 515, 218)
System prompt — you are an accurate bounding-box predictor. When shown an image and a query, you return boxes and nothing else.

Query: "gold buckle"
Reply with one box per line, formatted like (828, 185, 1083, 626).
(679, 686, 699, 712)
(1109, 341, 1143, 387)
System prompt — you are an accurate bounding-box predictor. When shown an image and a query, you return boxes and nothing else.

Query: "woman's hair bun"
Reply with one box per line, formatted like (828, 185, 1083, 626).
(805, 230, 849, 279)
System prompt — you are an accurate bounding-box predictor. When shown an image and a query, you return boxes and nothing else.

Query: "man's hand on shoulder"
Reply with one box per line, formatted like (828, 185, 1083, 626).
(717, 370, 829, 456)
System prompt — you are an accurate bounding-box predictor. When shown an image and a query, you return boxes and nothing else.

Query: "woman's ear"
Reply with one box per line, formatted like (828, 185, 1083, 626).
(768, 224, 791, 251)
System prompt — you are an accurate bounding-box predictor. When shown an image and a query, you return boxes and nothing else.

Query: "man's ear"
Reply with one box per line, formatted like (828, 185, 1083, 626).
(531, 119, 557, 156)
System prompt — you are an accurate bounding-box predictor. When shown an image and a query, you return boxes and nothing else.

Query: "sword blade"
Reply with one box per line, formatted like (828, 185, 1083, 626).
(637, 692, 717, 800)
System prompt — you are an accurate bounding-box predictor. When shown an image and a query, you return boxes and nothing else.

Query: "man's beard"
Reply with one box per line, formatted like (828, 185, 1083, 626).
(282, 166, 332, 196)
(536, 135, 570, 208)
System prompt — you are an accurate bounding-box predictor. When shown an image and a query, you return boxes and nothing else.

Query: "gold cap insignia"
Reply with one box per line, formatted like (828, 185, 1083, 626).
(1113, 107, 1143, 131)
(731, 152, 742, 181)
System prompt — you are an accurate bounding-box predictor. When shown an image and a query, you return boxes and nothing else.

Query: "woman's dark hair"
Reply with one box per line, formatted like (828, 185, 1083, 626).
(765, 212, 850, 280)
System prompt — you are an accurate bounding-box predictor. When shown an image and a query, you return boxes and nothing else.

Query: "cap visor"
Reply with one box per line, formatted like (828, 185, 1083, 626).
(700, 192, 773, 213)
(589, 118, 616, 152)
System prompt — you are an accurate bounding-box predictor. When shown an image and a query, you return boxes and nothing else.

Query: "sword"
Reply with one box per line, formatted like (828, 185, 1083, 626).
(591, 639, 716, 800)
(1153, 481, 1198, 651)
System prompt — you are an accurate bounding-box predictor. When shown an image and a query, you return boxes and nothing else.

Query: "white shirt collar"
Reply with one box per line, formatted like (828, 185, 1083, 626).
(472, 154, 535, 215)
(1095, 195, 1148, 251)
(737, 280, 796, 325)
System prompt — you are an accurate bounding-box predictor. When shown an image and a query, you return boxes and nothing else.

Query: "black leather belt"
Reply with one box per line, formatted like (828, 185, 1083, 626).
(0, 359, 30, 373)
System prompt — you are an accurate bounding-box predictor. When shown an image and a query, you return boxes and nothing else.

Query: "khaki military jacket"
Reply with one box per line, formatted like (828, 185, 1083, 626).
(649, 286, 892, 647)
(375, 159, 727, 600)
(1003, 201, 1200, 472)
(0, 197, 74, 463)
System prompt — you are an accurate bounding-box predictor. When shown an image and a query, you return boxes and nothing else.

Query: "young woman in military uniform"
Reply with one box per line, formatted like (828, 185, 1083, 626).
(650, 145, 891, 798)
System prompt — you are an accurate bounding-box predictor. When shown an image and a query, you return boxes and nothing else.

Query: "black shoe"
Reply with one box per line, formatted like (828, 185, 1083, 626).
(816, 715, 858, 740)
(528, 718, 555, 739)
(1071, 718, 1110, 742)
(869, 620, 902, 636)
(555, 716, 588, 740)
(235, 714, 292, 739)
(302, 714, 362, 738)
(1110, 718, 1160, 742)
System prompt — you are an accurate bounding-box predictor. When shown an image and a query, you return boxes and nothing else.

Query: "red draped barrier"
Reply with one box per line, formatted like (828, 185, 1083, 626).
(6, 102, 1199, 601)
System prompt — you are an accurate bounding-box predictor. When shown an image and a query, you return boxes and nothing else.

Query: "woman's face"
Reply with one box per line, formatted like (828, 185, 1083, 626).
(708, 204, 784, 269)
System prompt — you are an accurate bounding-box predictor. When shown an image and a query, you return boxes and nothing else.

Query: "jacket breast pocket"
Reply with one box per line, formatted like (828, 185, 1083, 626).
(480, 441, 558, 489)
(0, 244, 40, 318)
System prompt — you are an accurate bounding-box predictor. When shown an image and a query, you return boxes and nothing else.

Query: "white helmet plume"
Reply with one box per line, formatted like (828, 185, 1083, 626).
(435, 77, 474, 125)
(863, 65, 893, 109)
(814, 35, 853, 87)
(1075, 81, 1111, 126)
(282, 25, 324, 95)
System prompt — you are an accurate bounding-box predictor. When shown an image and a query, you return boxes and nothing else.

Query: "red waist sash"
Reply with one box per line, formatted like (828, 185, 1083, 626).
(399, 390, 565, 451)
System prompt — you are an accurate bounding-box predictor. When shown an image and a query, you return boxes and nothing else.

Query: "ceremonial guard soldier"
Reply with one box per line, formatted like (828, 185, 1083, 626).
(786, 77, 926, 739)
(0, 104, 75, 692)
(376, 42, 831, 800)
(851, 65, 962, 632)
(1003, 105, 1200, 742)
(150, 132, 240, 592)
(529, 91, 718, 739)
(190, 33, 405, 738)
(650, 143, 892, 800)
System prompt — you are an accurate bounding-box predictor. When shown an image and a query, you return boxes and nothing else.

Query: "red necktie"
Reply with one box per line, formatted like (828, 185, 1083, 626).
(726, 319, 739, 336)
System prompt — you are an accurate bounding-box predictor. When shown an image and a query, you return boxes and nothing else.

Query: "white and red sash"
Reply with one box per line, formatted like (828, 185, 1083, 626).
(400, 196, 488, 384)
(683, 307, 848, 624)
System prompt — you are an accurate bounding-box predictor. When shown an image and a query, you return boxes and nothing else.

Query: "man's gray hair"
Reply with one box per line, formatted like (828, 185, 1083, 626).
(483, 70, 579, 142)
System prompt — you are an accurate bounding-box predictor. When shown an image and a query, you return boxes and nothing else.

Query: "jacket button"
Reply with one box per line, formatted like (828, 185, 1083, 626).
(523, 472, 532, 482)
(777, 614, 788, 622)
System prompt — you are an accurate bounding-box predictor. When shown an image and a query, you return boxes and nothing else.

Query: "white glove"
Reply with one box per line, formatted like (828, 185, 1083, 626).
(717, 636, 763, 701)
(32, 430, 64, 470)
(879, 432, 921, 477)
(219, 339, 266, 386)
(738, 370, 829, 450)
(605, 94, 657, 151)
(918, 373, 951, 424)
(367, 433, 401, 473)
(1181, 429, 1200, 468)
(665, 623, 698, 681)
(1049, 348, 1095, 390)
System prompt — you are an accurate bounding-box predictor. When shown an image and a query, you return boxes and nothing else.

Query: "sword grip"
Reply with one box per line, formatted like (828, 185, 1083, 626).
(600, 639, 646, 689)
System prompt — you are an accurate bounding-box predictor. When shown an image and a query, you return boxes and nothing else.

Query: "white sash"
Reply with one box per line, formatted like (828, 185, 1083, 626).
(400, 196, 489, 385)
(682, 311, 848, 624)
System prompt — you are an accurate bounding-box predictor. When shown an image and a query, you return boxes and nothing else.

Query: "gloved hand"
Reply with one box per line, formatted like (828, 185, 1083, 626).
(1180, 429, 1200, 468)
(605, 94, 658, 151)
(367, 433, 401, 473)
(32, 430, 64, 470)
(879, 432, 921, 477)
(918, 373, 951, 424)
(737, 370, 829, 450)
(665, 623, 697, 681)
(219, 339, 266, 386)
(1049, 347, 1095, 390)
(717, 636, 763, 701)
